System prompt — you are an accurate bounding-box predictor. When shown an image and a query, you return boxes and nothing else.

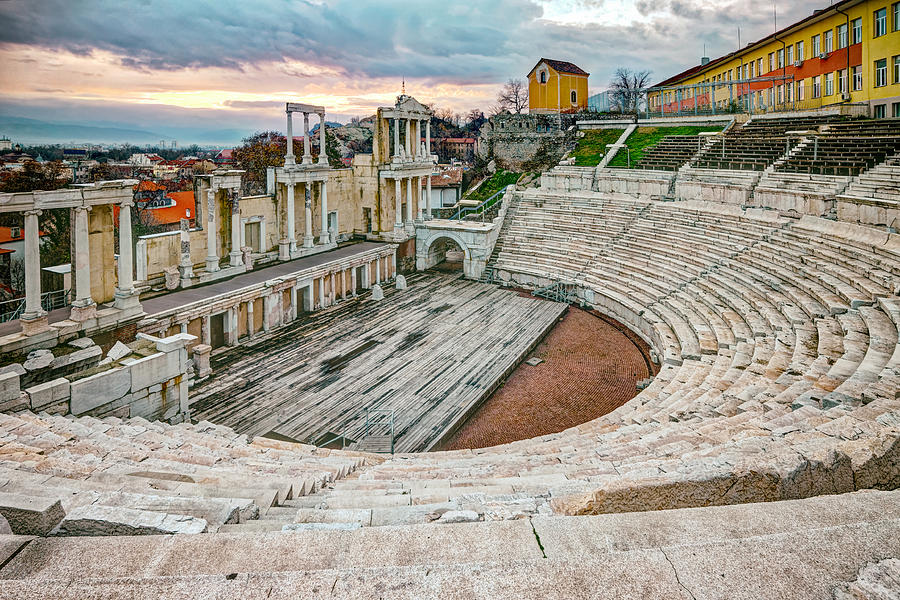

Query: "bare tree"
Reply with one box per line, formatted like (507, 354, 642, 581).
(497, 79, 528, 114)
(609, 68, 652, 114)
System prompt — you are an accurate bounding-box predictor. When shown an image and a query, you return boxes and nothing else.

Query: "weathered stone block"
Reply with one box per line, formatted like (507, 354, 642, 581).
(55, 504, 208, 536)
(70, 368, 131, 415)
(0, 371, 20, 403)
(129, 352, 178, 392)
(0, 492, 65, 536)
(25, 377, 70, 411)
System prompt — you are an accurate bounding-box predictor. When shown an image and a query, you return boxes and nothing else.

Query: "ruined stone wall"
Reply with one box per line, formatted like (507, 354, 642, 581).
(135, 229, 207, 284)
(477, 113, 578, 171)
(239, 194, 279, 252)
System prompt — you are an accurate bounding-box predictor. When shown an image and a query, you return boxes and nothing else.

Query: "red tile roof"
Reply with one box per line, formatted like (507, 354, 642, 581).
(0, 225, 45, 244)
(430, 168, 463, 187)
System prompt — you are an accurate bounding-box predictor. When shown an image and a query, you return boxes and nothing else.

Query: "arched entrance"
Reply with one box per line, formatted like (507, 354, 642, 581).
(426, 236, 465, 272)
(415, 221, 493, 279)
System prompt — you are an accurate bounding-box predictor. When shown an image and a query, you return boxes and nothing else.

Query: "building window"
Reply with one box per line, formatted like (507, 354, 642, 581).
(768, 52, 775, 72)
(797, 40, 805, 61)
(825, 72, 834, 96)
(838, 69, 847, 93)
(750, 62, 755, 77)
(787, 83, 793, 102)
(570, 90, 577, 104)
(837, 23, 848, 48)
(874, 104, 886, 118)
(893, 102, 900, 117)
(777, 49, 785, 68)
(894, 55, 900, 83)
(757, 57, 763, 75)
(852, 65, 863, 90)
(812, 34, 821, 57)
(824, 30, 833, 53)
(778, 85, 784, 104)
(797, 81, 805, 100)
(875, 58, 888, 86)
(894, 2, 900, 30)
(852, 18, 862, 43)
(787, 45, 794, 65)
(812, 75, 821, 98)
(875, 7, 887, 37)
(539, 70, 547, 84)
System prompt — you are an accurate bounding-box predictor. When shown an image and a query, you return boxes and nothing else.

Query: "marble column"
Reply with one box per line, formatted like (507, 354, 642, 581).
(247, 300, 254, 338)
(405, 177, 413, 224)
(318, 112, 328, 165)
(393, 118, 400, 157)
(391, 249, 397, 279)
(319, 181, 329, 245)
(303, 185, 314, 248)
(394, 178, 402, 230)
(285, 109, 295, 166)
(350, 266, 357, 296)
(318, 276, 325, 308)
(417, 176, 424, 221)
(205, 187, 219, 272)
(290, 286, 297, 321)
(201, 315, 211, 346)
(302, 112, 312, 165)
(426, 173, 433, 219)
(115, 200, 140, 311)
(375, 256, 381, 285)
(342, 269, 348, 299)
(20, 209, 46, 332)
(70, 205, 95, 321)
(229, 189, 242, 267)
(426, 119, 431, 157)
(405, 119, 411, 156)
(285, 182, 296, 255)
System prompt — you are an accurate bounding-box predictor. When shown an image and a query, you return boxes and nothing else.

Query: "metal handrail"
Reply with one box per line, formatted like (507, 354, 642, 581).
(0, 288, 72, 323)
(450, 185, 513, 221)
(364, 408, 395, 454)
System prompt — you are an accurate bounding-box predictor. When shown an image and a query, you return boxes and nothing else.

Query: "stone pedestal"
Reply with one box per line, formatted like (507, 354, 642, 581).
(371, 284, 384, 301)
(69, 302, 97, 323)
(395, 275, 407, 290)
(192, 344, 212, 378)
(20, 314, 50, 336)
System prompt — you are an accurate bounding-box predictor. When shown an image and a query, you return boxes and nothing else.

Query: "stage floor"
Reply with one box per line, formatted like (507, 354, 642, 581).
(190, 272, 567, 452)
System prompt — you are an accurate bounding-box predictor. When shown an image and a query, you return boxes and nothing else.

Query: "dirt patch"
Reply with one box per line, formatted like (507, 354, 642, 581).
(439, 306, 654, 450)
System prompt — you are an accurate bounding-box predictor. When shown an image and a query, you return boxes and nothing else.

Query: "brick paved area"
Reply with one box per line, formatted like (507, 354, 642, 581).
(440, 306, 654, 450)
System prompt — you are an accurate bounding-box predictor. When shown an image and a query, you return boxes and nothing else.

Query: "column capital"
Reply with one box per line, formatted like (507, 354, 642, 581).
(24, 209, 42, 217)
(120, 199, 135, 208)
(73, 205, 92, 213)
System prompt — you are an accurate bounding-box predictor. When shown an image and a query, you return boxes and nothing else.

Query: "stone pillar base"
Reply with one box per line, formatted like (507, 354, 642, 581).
(318, 235, 330, 246)
(303, 235, 315, 248)
(278, 240, 290, 261)
(20, 313, 49, 336)
(114, 289, 142, 311)
(205, 258, 220, 273)
(69, 302, 97, 322)
(229, 251, 243, 268)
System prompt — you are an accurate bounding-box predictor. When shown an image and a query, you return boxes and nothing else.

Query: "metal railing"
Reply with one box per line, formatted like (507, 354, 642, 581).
(363, 408, 395, 454)
(0, 289, 72, 323)
(532, 280, 578, 303)
(450, 185, 513, 221)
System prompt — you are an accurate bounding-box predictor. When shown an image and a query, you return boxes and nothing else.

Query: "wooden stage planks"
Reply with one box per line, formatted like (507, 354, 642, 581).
(189, 272, 567, 453)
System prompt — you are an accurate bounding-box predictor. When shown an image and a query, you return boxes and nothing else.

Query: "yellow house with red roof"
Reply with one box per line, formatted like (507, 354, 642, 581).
(528, 58, 590, 114)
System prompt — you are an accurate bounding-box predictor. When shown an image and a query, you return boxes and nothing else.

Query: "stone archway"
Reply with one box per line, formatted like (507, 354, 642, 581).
(415, 221, 494, 280)
(423, 235, 467, 272)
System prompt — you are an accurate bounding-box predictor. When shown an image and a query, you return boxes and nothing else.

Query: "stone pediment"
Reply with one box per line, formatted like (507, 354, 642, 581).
(394, 95, 431, 116)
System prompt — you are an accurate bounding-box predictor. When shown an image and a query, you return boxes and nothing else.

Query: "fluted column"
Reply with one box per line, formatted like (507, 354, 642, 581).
(426, 173, 433, 219)
(318, 112, 327, 165)
(20, 209, 46, 330)
(319, 181, 329, 245)
(285, 109, 295, 166)
(405, 177, 413, 224)
(229, 189, 242, 267)
(416, 176, 424, 221)
(286, 182, 296, 253)
(405, 119, 411, 157)
(303, 185, 314, 248)
(394, 178, 402, 230)
(302, 112, 312, 164)
(393, 118, 400, 157)
(205, 187, 219, 272)
(426, 119, 431, 157)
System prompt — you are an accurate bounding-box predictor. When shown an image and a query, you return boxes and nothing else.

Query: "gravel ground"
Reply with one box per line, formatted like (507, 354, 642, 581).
(440, 305, 654, 450)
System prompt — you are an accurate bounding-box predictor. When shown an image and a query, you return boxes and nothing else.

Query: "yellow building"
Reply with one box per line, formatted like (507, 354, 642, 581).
(527, 58, 589, 114)
(647, 0, 900, 118)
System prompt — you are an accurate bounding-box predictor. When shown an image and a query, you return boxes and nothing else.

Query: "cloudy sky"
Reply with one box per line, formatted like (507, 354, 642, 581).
(0, 0, 825, 143)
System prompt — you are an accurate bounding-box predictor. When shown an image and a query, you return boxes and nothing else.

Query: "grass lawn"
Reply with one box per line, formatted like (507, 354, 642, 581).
(571, 129, 625, 166)
(465, 170, 521, 204)
(607, 125, 724, 168)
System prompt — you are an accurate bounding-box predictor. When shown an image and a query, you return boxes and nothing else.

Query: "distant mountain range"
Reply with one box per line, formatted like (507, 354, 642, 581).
(0, 115, 255, 147)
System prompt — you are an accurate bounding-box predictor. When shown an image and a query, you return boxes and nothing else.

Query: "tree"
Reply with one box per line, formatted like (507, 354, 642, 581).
(497, 79, 528, 114)
(609, 68, 652, 115)
(0, 160, 69, 193)
(231, 131, 299, 195)
(465, 110, 486, 132)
